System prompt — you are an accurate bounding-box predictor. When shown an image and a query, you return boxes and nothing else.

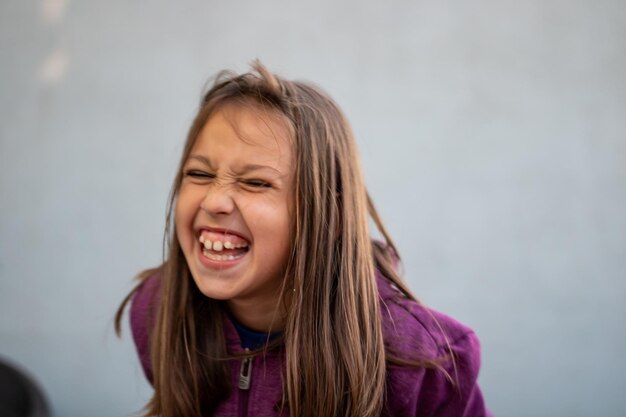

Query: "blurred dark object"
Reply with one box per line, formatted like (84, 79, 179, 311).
(0, 358, 50, 417)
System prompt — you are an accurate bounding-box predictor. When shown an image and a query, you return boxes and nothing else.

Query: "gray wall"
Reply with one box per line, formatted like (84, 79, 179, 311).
(1, 1, 625, 416)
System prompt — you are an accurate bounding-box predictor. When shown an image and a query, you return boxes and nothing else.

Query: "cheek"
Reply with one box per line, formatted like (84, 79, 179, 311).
(255, 198, 290, 228)
(174, 206, 187, 253)
(174, 190, 198, 248)
(245, 199, 292, 253)
(265, 203, 294, 254)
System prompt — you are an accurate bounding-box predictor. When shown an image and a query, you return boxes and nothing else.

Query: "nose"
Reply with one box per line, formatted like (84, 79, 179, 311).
(199, 183, 235, 216)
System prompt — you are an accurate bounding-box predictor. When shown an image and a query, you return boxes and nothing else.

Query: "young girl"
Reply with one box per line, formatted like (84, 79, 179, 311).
(116, 62, 492, 417)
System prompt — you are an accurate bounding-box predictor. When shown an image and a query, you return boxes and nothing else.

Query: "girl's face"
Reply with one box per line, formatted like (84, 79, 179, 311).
(175, 104, 295, 330)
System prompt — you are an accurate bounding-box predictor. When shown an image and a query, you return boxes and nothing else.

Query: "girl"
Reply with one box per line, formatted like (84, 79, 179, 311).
(116, 61, 492, 417)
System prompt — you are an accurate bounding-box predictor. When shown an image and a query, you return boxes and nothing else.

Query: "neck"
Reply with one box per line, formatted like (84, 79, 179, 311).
(227, 297, 286, 332)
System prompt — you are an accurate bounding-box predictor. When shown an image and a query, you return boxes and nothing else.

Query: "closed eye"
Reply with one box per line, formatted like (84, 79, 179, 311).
(242, 179, 271, 188)
(185, 170, 215, 179)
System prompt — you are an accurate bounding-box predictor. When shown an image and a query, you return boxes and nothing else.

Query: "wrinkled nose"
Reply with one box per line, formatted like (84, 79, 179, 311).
(200, 184, 235, 216)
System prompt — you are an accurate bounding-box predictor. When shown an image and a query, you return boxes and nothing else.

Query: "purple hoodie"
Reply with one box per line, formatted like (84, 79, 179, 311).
(129, 273, 492, 416)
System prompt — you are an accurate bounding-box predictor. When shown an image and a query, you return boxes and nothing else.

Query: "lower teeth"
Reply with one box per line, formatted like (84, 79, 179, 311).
(203, 250, 243, 261)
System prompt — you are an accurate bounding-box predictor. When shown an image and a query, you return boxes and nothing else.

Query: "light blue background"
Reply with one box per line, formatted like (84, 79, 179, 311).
(1, 1, 625, 416)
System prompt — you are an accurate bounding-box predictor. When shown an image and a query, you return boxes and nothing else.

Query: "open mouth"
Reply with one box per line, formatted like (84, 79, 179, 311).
(199, 230, 250, 262)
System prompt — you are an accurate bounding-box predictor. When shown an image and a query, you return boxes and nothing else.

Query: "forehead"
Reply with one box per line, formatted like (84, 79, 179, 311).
(191, 103, 294, 167)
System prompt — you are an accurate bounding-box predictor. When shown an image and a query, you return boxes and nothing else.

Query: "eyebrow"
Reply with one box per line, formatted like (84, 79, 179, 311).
(187, 154, 283, 175)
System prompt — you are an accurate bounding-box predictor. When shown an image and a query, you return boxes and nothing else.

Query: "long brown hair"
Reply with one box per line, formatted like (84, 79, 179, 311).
(116, 61, 425, 417)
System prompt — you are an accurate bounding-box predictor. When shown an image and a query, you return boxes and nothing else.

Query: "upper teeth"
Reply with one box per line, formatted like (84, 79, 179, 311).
(199, 236, 248, 252)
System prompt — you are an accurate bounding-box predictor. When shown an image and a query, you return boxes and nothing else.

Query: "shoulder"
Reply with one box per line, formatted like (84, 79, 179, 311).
(129, 273, 162, 384)
(377, 274, 476, 358)
(377, 274, 491, 417)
